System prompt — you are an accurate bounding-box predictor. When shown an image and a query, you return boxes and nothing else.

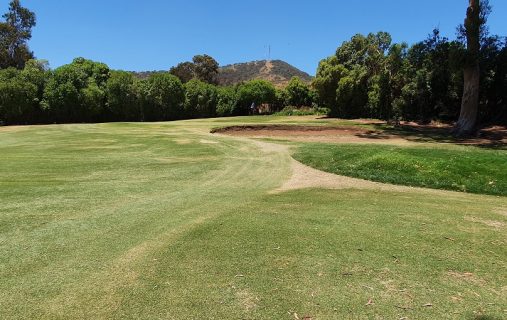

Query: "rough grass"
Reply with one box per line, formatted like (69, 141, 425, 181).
(294, 143, 507, 196)
(1, 118, 506, 319)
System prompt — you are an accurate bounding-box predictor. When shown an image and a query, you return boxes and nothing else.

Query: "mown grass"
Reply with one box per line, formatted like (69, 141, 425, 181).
(1, 118, 506, 319)
(294, 143, 507, 196)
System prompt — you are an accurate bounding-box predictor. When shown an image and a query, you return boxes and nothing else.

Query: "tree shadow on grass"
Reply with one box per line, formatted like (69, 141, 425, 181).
(360, 123, 507, 150)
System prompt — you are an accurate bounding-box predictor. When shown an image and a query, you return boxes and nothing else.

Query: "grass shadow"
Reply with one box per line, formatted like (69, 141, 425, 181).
(362, 123, 507, 150)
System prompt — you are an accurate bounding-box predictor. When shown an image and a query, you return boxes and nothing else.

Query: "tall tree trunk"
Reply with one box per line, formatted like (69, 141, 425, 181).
(455, 64, 480, 134)
(454, 0, 481, 137)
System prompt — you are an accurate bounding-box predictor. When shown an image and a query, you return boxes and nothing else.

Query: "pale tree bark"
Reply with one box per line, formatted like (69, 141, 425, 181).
(454, 0, 481, 136)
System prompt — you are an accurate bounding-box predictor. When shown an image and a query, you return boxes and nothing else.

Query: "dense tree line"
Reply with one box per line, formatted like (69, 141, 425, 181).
(0, 56, 314, 124)
(0, 0, 506, 128)
(313, 2, 506, 126)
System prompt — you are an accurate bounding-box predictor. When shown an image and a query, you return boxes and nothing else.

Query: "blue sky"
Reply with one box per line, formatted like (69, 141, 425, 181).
(3, 0, 506, 75)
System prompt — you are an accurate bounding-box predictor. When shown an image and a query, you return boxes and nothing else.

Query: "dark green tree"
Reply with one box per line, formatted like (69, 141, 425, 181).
(0, 0, 36, 69)
(141, 73, 185, 121)
(285, 77, 312, 107)
(106, 71, 141, 121)
(236, 80, 276, 115)
(0, 67, 36, 123)
(169, 61, 194, 83)
(184, 79, 218, 118)
(42, 58, 110, 123)
(192, 54, 219, 84)
(216, 86, 237, 117)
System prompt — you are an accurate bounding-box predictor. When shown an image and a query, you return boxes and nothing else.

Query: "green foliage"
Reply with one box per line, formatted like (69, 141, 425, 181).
(0, 59, 48, 124)
(141, 73, 185, 121)
(274, 106, 329, 116)
(294, 143, 507, 196)
(0, 0, 36, 69)
(184, 79, 218, 118)
(216, 86, 237, 117)
(336, 65, 369, 118)
(106, 71, 141, 121)
(314, 32, 396, 119)
(395, 30, 464, 122)
(192, 54, 219, 84)
(169, 61, 194, 83)
(285, 76, 312, 107)
(170, 54, 219, 85)
(42, 58, 110, 122)
(311, 29, 507, 123)
(235, 80, 276, 115)
(313, 56, 348, 111)
(0, 67, 37, 124)
(273, 88, 289, 111)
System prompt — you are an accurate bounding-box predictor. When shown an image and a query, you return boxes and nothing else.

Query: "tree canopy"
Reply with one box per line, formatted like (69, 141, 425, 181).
(0, 0, 36, 69)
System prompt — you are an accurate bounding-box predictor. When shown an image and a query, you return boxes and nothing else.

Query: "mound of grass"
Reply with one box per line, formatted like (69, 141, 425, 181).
(294, 143, 507, 196)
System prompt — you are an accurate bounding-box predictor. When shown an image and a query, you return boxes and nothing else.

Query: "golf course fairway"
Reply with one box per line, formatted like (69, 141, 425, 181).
(1, 117, 506, 319)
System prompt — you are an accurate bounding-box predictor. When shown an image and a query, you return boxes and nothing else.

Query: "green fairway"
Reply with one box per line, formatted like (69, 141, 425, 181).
(294, 143, 507, 196)
(1, 117, 506, 319)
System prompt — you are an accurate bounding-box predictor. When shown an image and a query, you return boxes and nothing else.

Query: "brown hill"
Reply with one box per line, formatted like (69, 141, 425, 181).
(217, 60, 312, 87)
(132, 60, 313, 87)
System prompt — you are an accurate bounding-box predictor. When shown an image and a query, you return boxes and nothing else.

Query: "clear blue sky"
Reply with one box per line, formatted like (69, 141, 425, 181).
(3, 0, 506, 75)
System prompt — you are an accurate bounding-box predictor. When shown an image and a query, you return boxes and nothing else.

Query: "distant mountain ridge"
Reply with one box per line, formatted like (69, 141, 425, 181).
(217, 60, 313, 87)
(132, 60, 312, 87)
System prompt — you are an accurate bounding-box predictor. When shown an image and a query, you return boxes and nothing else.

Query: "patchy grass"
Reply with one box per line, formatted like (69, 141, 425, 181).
(1, 117, 506, 319)
(294, 143, 507, 196)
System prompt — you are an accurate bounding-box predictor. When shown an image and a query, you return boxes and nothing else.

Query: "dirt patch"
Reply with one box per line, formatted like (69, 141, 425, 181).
(199, 139, 218, 144)
(0, 125, 27, 133)
(494, 208, 507, 217)
(236, 289, 258, 312)
(447, 271, 486, 286)
(212, 125, 369, 134)
(212, 124, 507, 147)
(252, 139, 289, 153)
(174, 138, 193, 145)
(465, 216, 506, 229)
(213, 125, 412, 145)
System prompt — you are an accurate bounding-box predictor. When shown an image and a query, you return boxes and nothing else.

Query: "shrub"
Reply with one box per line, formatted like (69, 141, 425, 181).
(42, 58, 110, 123)
(236, 80, 276, 115)
(274, 106, 330, 116)
(216, 86, 237, 117)
(106, 71, 141, 121)
(141, 73, 185, 121)
(184, 79, 218, 118)
(285, 77, 313, 107)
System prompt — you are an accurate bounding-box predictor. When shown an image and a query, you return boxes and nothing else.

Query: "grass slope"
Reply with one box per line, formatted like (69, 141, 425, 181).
(294, 143, 507, 196)
(1, 118, 506, 319)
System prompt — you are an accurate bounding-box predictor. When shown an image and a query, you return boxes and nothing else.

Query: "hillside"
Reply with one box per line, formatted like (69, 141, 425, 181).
(131, 60, 313, 87)
(217, 60, 312, 87)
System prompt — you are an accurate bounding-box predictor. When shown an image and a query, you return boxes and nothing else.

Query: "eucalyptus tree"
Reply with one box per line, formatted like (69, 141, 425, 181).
(454, 0, 488, 136)
(0, 0, 35, 69)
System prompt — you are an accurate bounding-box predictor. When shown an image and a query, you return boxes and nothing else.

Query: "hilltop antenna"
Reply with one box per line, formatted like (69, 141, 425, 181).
(267, 45, 271, 62)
